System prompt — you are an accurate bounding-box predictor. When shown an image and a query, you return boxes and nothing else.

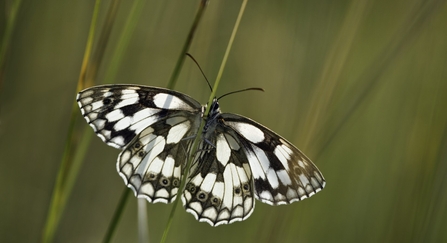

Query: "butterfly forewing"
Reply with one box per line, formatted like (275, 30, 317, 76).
(77, 85, 202, 149)
(220, 113, 326, 205)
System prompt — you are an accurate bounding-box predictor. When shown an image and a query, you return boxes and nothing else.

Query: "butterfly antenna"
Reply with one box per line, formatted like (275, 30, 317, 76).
(186, 53, 213, 92)
(218, 87, 264, 101)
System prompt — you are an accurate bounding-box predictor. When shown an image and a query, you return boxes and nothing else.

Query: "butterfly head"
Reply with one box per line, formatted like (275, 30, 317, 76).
(209, 98, 221, 116)
(202, 98, 221, 117)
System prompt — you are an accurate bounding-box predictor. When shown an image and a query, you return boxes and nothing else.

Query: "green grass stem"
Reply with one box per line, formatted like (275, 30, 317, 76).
(41, 0, 125, 242)
(41, 1, 103, 242)
(166, 0, 209, 89)
(103, 0, 147, 84)
(0, 0, 22, 79)
(160, 0, 248, 242)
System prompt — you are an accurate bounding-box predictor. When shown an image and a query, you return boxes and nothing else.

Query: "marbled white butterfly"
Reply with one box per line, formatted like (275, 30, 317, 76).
(77, 84, 325, 226)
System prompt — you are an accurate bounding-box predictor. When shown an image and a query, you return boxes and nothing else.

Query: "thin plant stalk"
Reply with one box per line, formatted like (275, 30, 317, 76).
(102, 189, 131, 243)
(85, 0, 122, 86)
(205, 0, 248, 111)
(100, 0, 148, 241)
(0, 0, 22, 83)
(103, 1, 209, 242)
(99, 0, 149, 241)
(166, 0, 209, 89)
(160, 1, 248, 243)
(41, 1, 102, 242)
(103, 0, 147, 84)
(41, 0, 123, 242)
(138, 199, 149, 243)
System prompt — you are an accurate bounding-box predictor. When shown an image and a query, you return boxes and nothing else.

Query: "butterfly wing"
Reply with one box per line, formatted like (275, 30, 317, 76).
(182, 128, 255, 226)
(77, 84, 202, 149)
(181, 111, 325, 226)
(78, 85, 325, 225)
(219, 113, 326, 205)
(77, 84, 203, 203)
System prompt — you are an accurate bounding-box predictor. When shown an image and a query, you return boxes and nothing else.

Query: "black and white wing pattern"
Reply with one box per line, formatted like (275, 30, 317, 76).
(219, 114, 325, 205)
(182, 128, 255, 226)
(181, 101, 325, 226)
(77, 85, 202, 202)
(77, 84, 325, 227)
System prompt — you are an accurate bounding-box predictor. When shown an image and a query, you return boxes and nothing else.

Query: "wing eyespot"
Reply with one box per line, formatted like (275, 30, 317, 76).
(138, 151, 145, 157)
(234, 188, 241, 195)
(147, 172, 157, 181)
(210, 196, 221, 207)
(187, 183, 196, 193)
(134, 142, 141, 149)
(242, 183, 250, 193)
(197, 191, 208, 202)
(160, 177, 170, 186)
(172, 178, 179, 187)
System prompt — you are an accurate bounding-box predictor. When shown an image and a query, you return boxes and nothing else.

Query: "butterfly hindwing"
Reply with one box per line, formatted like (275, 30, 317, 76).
(220, 113, 326, 205)
(182, 131, 254, 226)
(118, 113, 200, 203)
(77, 85, 202, 202)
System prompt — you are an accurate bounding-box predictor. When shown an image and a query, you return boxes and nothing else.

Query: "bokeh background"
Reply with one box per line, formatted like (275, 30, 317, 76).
(1, 0, 447, 242)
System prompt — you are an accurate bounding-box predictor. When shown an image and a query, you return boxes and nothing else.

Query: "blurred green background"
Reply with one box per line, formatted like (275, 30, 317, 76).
(1, 0, 447, 242)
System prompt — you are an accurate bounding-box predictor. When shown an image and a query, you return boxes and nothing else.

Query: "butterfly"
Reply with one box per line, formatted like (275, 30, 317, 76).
(77, 84, 325, 226)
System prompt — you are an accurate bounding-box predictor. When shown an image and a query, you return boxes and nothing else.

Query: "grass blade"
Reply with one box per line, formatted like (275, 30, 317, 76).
(166, 0, 209, 89)
(0, 0, 22, 83)
(41, 0, 124, 242)
(104, 1, 209, 242)
(160, 0, 248, 242)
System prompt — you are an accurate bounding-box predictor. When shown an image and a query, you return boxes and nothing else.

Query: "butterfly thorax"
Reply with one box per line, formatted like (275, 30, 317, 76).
(202, 98, 221, 139)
